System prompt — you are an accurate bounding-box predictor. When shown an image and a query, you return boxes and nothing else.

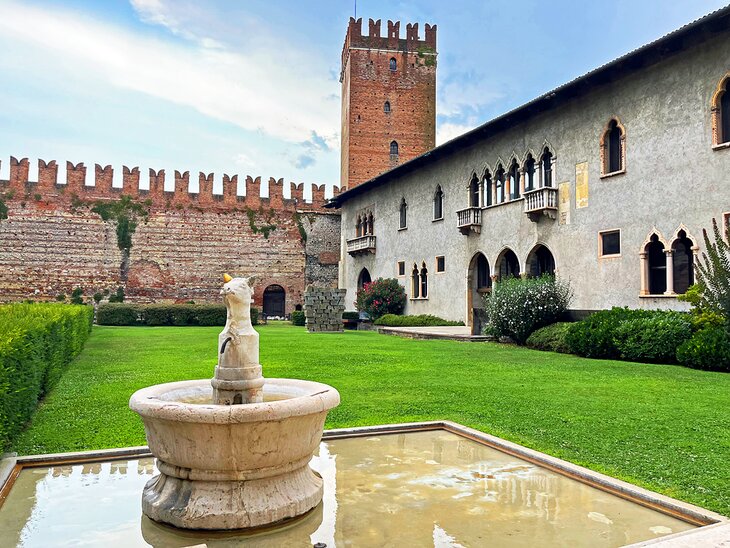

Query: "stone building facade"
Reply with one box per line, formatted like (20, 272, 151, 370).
(340, 17, 436, 189)
(331, 7, 730, 322)
(0, 157, 341, 314)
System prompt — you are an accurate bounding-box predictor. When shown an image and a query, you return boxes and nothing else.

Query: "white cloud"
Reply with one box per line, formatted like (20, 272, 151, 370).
(438, 80, 503, 118)
(0, 1, 339, 146)
(436, 122, 473, 145)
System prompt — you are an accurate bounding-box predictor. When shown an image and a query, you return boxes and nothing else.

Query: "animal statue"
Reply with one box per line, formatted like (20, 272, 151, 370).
(212, 274, 264, 404)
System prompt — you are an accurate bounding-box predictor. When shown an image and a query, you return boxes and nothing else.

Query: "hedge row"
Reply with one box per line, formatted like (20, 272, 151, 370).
(374, 314, 464, 327)
(97, 303, 259, 326)
(0, 303, 93, 449)
(526, 307, 730, 372)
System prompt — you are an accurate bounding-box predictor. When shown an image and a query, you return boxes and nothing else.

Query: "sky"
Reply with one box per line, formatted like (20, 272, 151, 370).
(0, 0, 727, 196)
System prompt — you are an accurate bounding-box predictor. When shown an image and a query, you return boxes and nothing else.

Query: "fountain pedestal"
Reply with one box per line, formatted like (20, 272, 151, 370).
(129, 276, 340, 530)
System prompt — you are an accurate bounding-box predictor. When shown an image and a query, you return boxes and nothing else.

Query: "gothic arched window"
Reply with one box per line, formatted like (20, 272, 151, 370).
(389, 57, 397, 71)
(469, 175, 480, 207)
(601, 119, 625, 175)
(495, 164, 505, 203)
(390, 140, 399, 158)
(524, 155, 536, 192)
(420, 262, 428, 298)
(540, 147, 553, 187)
(509, 160, 521, 199)
(483, 170, 493, 207)
(433, 185, 444, 220)
(712, 75, 730, 146)
(647, 234, 667, 295)
(672, 230, 695, 294)
(411, 264, 420, 298)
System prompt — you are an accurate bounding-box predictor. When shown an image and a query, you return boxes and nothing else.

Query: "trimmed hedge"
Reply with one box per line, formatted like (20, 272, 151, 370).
(614, 312, 692, 364)
(565, 308, 654, 360)
(342, 311, 360, 321)
(374, 314, 464, 327)
(97, 303, 259, 326)
(525, 322, 572, 353)
(291, 310, 305, 326)
(0, 303, 93, 449)
(677, 326, 730, 372)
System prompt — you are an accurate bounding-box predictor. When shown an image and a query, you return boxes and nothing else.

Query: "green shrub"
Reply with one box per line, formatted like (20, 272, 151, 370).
(70, 287, 84, 305)
(96, 303, 141, 325)
(291, 310, 305, 326)
(0, 303, 93, 449)
(483, 275, 573, 344)
(355, 278, 406, 320)
(525, 322, 572, 353)
(342, 311, 360, 321)
(566, 308, 644, 359)
(374, 314, 464, 327)
(108, 287, 125, 303)
(677, 326, 730, 372)
(613, 312, 692, 364)
(96, 303, 252, 327)
(693, 218, 730, 329)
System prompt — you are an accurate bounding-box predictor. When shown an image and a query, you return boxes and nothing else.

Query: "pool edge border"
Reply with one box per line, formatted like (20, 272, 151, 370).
(2, 420, 727, 546)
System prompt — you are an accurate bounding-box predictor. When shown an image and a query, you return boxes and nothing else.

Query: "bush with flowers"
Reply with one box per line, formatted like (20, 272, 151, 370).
(355, 278, 406, 320)
(483, 274, 573, 344)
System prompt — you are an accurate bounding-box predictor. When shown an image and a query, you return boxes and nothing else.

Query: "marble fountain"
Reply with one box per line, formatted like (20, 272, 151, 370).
(128, 274, 340, 530)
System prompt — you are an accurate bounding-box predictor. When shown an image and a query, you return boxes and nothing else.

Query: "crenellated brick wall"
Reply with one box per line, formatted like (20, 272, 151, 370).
(0, 156, 343, 309)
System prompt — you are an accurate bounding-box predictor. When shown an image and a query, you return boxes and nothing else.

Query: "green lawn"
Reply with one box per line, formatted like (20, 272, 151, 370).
(12, 323, 730, 516)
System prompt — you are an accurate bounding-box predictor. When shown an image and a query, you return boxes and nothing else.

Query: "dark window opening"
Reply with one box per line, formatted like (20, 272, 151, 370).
(436, 256, 445, 272)
(497, 249, 520, 280)
(469, 175, 479, 207)
(509, 160, 520, 199)
(647, 235, 667, 295)
(433, 185, 444, 220)
(601, 230, 621, 256)
(263, 284, 286, 317)
(721, 88, 730, 144)
(357, 268, 371, 289)
(672, 231, 694, 294)
(384, 101, 391, 114)
(606, 120, 623, 173)
(541, 148, 553, 187)
(397, 261, 405, 276)
(476, 253, 490, 290)
(527, 245, 555, 277)
(420, 263, 428, 298)
(411, 264, 420, 298)
(389, 57, 397, 71)
(524, 156, 535, 192)
(356, 215, 362, 237)
(399, 198, 407, 229)
(483, 171, 493, 206)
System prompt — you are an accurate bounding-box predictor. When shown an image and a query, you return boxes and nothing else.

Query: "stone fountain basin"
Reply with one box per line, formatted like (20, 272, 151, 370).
(129, 378, 340, 479)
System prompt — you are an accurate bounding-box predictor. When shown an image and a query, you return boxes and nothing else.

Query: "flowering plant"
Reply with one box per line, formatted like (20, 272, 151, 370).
(355, 278, 406, 320)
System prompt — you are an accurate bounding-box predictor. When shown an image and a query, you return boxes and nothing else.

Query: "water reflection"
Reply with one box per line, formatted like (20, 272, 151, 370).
(0, 431, 694, 548)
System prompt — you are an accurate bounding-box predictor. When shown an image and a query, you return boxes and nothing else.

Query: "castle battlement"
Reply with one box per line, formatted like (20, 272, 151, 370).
(0, 156, 341, 212)
(340, 17, 436, 79)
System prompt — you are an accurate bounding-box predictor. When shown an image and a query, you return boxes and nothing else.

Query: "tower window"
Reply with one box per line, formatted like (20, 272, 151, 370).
(390, 140, 399, 160)
(389, 57, 397, 71)
(384, 101, 391, 113)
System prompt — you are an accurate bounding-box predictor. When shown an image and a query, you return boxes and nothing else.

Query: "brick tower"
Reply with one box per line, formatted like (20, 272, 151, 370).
(340, 18, 437, 189)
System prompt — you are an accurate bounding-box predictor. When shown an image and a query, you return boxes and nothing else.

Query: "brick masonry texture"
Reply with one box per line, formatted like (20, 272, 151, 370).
(303, 286, 346, 332)
(0, 157, 341, 310)
(340, 18, 436, 188)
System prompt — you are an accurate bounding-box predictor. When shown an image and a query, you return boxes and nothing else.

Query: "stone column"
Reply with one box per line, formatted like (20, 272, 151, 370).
(478, 179, 484, 208)
(519, 167, 526, 195)
(492, 179, 498, 205)
(664, 249, 674, 295)
(639, 252, 649, 295)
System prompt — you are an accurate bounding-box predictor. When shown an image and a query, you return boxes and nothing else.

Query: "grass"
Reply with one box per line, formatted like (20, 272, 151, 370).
(12, 323, 730, 516)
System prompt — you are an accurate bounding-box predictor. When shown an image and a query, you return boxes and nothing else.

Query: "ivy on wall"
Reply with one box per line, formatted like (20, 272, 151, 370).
(245, 206, 277, 239)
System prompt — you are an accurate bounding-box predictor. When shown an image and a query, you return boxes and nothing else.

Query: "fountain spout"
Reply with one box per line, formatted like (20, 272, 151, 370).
(211, 274, 264, 405)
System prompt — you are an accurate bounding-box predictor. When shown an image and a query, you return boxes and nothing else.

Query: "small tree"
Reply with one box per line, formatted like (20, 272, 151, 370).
(693, 217, 730, 330)
(355, 278, 406, 320)
(483, 274, 573, 344)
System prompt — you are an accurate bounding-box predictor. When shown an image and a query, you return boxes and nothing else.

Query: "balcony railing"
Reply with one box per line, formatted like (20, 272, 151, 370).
(346, 234, 376, 256)
(523, 187, 558, 222)
(456, 206, 482, 235)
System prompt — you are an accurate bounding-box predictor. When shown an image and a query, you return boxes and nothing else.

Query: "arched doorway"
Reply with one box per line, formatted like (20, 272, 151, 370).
(357, 268, 371, 289)
(526, 244, 555, 277)
(263, 285, 286, 317)
(466, 252, 491, 327)
(496, 248, 520, 280)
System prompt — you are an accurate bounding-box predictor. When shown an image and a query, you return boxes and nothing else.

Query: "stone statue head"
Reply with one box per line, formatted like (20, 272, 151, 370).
(221, 274, 257, 310)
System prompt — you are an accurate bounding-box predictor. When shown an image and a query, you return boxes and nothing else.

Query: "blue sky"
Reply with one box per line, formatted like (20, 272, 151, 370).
(0, 0, 726, 195)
